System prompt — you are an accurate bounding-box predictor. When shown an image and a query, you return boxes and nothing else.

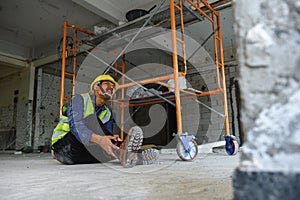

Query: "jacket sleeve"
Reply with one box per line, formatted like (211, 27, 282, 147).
(67, 94, 94, 145)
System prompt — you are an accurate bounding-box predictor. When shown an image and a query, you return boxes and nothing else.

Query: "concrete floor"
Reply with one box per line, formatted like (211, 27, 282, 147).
(0, 143, 240, 200)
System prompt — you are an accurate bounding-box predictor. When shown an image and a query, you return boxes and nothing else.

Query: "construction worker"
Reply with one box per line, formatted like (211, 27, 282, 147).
(51, 74, 159, 167)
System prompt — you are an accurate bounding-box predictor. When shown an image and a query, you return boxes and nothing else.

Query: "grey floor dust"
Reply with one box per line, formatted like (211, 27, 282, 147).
(0, 143, 239, 200)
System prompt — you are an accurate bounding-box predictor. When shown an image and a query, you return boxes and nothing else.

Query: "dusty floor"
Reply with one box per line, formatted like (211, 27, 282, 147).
(0, 144, 239, 200)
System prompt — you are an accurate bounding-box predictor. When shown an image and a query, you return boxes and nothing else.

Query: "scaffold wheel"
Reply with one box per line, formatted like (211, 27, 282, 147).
(225, 138, 239, 155)
(176, 139, 198, 161)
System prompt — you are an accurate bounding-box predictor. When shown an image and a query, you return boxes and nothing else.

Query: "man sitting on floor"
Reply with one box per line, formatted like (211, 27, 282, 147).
(51, 74, 159, 167)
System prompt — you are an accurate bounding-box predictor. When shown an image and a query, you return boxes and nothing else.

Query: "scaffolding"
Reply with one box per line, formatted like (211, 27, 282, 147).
(59, 0, 239, 160)
(59, 22, 95, 118)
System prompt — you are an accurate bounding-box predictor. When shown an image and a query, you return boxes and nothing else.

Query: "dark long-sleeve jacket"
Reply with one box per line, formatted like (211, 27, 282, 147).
(67, 94, 114, 145)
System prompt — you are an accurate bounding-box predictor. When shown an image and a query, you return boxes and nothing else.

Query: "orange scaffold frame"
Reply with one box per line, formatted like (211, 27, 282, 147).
(113, 0, 230, 139)
(59, 22, 95, 118)
(59, 0, 231, 148)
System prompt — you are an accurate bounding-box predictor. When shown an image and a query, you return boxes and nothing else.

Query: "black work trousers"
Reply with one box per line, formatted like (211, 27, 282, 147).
(52, 132, 115, 165)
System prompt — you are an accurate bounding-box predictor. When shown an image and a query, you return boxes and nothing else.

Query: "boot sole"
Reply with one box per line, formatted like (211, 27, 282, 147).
(127, 126, 143, 152)
(137, 148, 159, 165)
(121, 126, 143, 168)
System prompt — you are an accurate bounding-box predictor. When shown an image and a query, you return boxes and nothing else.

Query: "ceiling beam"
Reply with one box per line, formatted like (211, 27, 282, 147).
(0, 54, 28, 69)
(72, 0, 125, 25)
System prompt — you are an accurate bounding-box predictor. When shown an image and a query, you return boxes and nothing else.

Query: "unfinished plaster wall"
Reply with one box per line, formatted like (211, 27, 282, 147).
(185, 7, 242, 144)
(33, 55, 87, 149)
(233, 0, 300, 199)
(33, 73, 60, 149)
(185, 64, 241, 144)
(33, 70, 72, 149)
(0, 67, 32, 150)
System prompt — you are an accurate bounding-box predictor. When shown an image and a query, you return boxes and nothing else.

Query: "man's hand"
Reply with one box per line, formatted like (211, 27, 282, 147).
(105, 135, 123, 146)
(90, 134, 119, 158)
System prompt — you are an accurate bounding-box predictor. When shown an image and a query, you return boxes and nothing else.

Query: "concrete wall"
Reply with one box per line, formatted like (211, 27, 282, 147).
(0, 60, 72, 150)
(33, 64, 73, 149)
(33, 72, 65, 149)
(184, 6, 242, 144)
(186, 64, 241, 144)
(0, 67, 32, 149)
(233, 0, 300, 199)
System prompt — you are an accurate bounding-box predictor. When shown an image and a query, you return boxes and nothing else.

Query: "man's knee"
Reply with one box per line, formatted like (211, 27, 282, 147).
(54, 151, 75, 165)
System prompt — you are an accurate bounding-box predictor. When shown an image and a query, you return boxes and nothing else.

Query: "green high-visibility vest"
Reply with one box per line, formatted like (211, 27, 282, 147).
(51, 93, 111, 145)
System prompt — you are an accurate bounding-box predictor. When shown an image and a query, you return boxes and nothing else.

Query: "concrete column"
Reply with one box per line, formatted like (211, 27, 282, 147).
(33, 68, 43, 149)
(233, 0, 300, 199)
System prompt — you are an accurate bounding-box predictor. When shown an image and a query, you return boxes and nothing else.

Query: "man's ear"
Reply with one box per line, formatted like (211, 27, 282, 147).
(94, 83, 104, 96)
(93, 84, 98, 91)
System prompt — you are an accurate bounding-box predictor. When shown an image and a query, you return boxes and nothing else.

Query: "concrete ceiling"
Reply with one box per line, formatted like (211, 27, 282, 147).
(0, 0, 232, 78)
(0, 0, 162, 78)
(0, 0, 162, 58)
(73, 0, 162, 25)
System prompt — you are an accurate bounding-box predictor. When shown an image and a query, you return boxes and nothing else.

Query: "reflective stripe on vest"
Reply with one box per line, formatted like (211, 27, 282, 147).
(99, 105, 111, 124)
(81, 93, 111, 124)
(51, 93, 112, 145)
(52, 116, 70, 145)
(81, 93, 94, 118)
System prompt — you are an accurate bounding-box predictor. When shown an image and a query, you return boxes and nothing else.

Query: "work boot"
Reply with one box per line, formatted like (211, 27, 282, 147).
(119, 126, 143, 168)
(137, 148, 159, 165)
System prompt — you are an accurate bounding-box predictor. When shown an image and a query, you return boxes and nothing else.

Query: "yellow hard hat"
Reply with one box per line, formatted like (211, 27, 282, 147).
(90, 74, 119, 91)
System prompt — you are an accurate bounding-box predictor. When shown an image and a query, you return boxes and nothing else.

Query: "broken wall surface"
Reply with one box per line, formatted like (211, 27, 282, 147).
(0, 67, 32, 149)
(33, 62, 74, 149)
(33, 73, 68, 149)
(185, 7, 242, 144)
(233, 0, 300, 199)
